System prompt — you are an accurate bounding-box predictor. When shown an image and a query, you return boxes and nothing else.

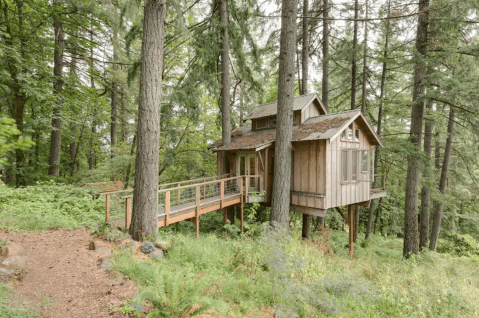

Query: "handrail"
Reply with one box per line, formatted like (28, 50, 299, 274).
(159, 175, 242, 193)
(158, 174, 231, 189)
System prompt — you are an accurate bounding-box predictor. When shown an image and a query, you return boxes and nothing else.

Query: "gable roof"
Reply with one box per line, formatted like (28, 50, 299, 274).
(210, 109, 382, 152)
(244, 92, 327, 120)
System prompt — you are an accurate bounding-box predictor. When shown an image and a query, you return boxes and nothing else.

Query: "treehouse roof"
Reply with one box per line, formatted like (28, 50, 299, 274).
(244, 92, 328, 120)
(210, 109, 382, 152)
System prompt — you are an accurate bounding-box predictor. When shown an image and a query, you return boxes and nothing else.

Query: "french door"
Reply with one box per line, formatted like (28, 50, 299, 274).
(237, 154, 259, 192)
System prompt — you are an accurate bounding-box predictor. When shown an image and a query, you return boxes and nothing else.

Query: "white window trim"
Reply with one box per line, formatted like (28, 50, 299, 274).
(341, 149, 360, 184)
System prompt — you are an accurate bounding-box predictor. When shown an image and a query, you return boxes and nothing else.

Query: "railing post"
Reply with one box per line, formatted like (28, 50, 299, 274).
(125, 197, 131, 228)
(220, 180, 224, 208)
(203, 180, 206, 199)
(105, 193, 111, 222)
(195, 185, 200, 237)
(165, 191, 170, 226)
(177, 183, 180, 205)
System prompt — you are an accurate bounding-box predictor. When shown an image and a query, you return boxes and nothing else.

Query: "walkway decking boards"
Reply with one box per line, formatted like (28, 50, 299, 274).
(157, 192, 241, 227)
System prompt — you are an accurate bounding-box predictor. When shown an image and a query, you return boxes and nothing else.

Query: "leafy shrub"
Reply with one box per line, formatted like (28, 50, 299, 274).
(141, 241, 156, 254)
(136, 267, 227, 317)
(438, 233, 479, 256)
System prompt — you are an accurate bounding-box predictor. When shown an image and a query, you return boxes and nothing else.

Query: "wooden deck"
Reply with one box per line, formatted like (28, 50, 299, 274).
(370, 189, 387, 200)
(157, 192, 241, 228)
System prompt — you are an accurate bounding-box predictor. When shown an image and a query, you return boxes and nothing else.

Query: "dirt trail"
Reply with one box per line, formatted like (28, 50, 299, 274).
(0, 228, 129, 317)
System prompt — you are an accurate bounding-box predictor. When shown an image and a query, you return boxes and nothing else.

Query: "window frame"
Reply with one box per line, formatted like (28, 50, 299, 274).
(361, 150, 369, 173)
(340, 122, 360, 143)
(341, 149, 360, 184)
(255, 118, 268, 129)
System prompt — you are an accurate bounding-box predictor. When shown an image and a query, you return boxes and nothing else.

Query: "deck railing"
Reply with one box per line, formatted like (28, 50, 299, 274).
(106, 174, 264, 229)
(371, 174, 386, 191)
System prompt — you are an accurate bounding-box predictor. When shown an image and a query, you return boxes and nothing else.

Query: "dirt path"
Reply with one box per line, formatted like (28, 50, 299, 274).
(0, 228, 130, 317)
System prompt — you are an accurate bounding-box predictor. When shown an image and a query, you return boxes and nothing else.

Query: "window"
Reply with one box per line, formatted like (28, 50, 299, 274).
(269, 117, 277, 128)
(361, 150, 369, 173)
(341, 123, 360, 142)
(341, 149, 359, 183)
(256, 118, 268, 129)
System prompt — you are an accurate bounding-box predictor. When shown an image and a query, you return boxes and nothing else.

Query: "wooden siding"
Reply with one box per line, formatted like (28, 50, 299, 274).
(324, 120, 372, 209)
(291, 140, 326, 209)
(301, 101, 322, 123)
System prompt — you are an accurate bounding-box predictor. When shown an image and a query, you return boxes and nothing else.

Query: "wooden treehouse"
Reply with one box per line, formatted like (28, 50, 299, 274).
(103, 93, 386, 256)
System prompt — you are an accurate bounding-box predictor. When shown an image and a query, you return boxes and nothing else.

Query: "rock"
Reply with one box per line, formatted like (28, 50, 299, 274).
(131, 302, 146, 311)
(109, 270, 125, 285)
(149, 249, 164, 259)
(115, 280, 137, 299)
(97, 248, 112, 255)
(99, 258, 114, 271)
(141, 242, 155, 254)
(0, 242, 25, 257)
(89, 240, 106, 250)
(0, 268, 25, 283)
(2, 256, 28, 270)
(154, 239, 172, 250)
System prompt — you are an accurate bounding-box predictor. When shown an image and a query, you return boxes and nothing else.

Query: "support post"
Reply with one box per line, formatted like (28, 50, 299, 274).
(240, 177, 244, 233)
(245, 176, 249, 203)
(348, 205, 354, 259)
(195, 185, 200, 237)
(105, 193, 111, 222)
(125, 197, 131, 228)
(165, 191, 170, 226)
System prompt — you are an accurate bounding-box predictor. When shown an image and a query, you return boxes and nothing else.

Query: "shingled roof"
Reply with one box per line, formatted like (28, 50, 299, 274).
(244, 92, 327, 120)
(210, 109, 381, 152)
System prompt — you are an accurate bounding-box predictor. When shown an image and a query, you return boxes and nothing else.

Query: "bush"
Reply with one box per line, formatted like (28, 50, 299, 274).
(438, 233, 479, 256)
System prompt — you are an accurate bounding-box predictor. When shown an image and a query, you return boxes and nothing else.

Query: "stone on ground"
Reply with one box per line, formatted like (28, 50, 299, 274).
(2, 255, 28, 270)
(149, 248, 164, 259)
(109, 270, 125, 285)
(0, 242, 25, 257)
(114, 280, 137, 299)
(99, 258, 114, 271)
(97, 247, 112, 255)
(131, 301, 146, 311)
(0, 267, 24, 283)
(89, 240, 106, 250)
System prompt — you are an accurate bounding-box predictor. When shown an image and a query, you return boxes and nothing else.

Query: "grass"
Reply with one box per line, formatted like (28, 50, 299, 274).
(0, 284, 39, 318)
(111, 219, 479, 317)
(1, 183, 479, 317)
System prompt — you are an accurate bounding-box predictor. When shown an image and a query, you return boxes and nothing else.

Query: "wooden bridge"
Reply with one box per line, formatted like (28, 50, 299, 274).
(101, 174, 264, 237)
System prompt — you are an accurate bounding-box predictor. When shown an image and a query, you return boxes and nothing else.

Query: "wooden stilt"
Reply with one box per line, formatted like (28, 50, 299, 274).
(195, 186, 200, 237)
(105, 194, 111, 222)
(348, 205, 354, 259)
(240, 177, 244, 233)
(125, 197, 131, 228)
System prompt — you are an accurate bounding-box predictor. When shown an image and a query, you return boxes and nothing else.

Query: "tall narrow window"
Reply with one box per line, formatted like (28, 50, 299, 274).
(341, 150, 349, 182)
(256, 118, 268, 129)
(351, 150, 358, 181)
(355, 129, 360, 142)
(348, 123, 354, 140)
(361, 150, 369, 172)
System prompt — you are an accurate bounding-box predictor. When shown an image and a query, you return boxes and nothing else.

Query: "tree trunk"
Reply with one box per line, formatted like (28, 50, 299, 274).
(124, 133, 137, 189)
(360, 0, 368, 113)
(321, 0, 329, 112)
(366, 0, 390, 239)
(129, 0, 166, 241)
(271, 0, 297, 228)
(403, 0, 430, 258)
(301, 0, 310, 239)
(88, 27, 96, 170)
(350, 0, 359, 111)
(48, 10, 64, 177)
(429, 106, 455, 250)
(111, 31, 118, 157)
(419, 98, 433, 250)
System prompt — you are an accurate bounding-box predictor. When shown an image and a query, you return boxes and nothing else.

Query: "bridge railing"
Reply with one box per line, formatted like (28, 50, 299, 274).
(371, 174, 386, 191)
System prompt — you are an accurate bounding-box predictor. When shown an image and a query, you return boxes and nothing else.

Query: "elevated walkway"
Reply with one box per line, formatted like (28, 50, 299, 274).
(102, 175, 264, 237)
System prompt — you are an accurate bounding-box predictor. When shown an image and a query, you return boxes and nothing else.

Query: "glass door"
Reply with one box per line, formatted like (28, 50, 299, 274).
(237, 154, 258, 193)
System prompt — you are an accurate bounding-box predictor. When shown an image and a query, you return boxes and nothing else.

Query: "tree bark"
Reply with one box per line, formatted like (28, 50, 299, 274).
(350, 0, 359, 111)
(129, 0, 166, 241)
(403, 0, 430, 258)
(419, 98, 433, 250)
(301, 0, 310, 239)
(360, 0, 368, 113)
(429, 106, 455, 250)
(48, 9, 64, 177)
(321, 0, 329, 112)
(111, 31, 118, 157)
(271, 0, 297, 228)
(366, 0, 390, 239)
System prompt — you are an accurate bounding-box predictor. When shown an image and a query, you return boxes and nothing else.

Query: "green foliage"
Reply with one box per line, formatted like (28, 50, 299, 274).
(438, 233, 479, 257)
(0, 118, 34, 166)
(0, 182, 107, 231)
(137, 267, 227, 317)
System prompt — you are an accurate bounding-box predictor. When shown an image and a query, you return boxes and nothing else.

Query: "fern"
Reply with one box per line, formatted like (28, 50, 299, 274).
(136, 267, 227, 317)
